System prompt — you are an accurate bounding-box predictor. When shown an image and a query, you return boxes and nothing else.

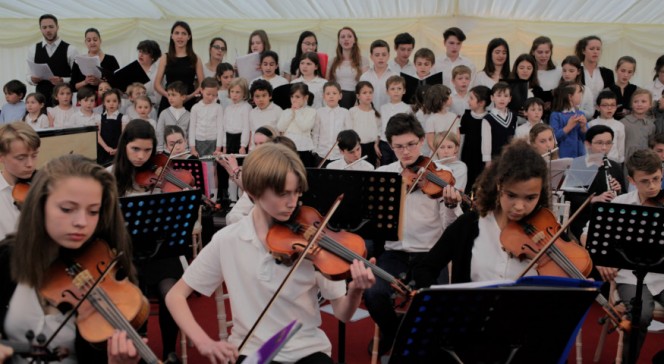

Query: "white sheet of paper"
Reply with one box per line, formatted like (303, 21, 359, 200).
(236, 52, 261, 81)
(27, 59, 54, 80)
(74, 55, 102, 78)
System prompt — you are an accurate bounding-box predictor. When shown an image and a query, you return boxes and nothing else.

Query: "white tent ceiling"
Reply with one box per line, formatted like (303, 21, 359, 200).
(0, 0, 663, 98)
(0, 0, 663, 23)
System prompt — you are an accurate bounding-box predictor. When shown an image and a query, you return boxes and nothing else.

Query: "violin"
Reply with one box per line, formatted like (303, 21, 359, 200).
(135, 153, 196, 193)
(501, 207, 630, 332)
(267, 205, 412, 296)
(40, 239, 170, 364)
(644, 189, 664, 208)
(402, 156, 473, 209)
(11, 171, 37, 209)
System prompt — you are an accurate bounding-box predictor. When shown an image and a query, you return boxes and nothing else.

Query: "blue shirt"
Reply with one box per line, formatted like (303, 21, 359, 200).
(0, 101, 25, 124)
(550, 110, 586, 158)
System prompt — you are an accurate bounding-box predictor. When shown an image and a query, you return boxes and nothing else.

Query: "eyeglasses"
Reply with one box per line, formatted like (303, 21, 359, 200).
(302, 41, 317, 47)
(391, 140, 420, 151)
(635, 176, 663, 187)
(592, 141, 614, 146)
(211, 45, 227, 51)
(599, 103, 617, 108)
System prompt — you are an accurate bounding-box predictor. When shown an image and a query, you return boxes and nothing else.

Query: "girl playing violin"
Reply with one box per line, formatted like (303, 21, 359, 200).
(109, 120, 183, 358)
(413, 139, 550, 287)
(0, 154, 140, 363)
(166, 143, 376, 364)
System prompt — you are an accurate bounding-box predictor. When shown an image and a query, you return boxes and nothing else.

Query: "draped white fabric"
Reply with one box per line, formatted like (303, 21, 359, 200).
(1, 0, 663, 103)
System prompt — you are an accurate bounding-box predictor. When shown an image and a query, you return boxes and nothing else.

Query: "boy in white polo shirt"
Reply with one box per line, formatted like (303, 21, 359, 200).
(166, 143, 375, 364)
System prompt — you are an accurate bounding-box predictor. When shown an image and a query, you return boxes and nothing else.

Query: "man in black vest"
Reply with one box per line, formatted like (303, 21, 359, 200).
(27, 14, 78, 107)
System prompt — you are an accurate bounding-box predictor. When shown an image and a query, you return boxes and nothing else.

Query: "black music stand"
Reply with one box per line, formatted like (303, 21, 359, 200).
(388, 277, 599, 364)
(119, 189, 201, 261)
(586, 202, 664, 364)
(302, 168, 403, 241)
(303, 168, 403, 363)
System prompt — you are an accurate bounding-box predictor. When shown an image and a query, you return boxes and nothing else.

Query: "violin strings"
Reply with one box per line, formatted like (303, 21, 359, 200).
(296, 224, 399, 285)
(76, 270, 159, 363)
(523, 226, 620, 323)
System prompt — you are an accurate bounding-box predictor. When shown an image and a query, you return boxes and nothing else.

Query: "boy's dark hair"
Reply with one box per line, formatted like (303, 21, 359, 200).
(39, 14, 57, 25)
(370, 39, 390, 54)
(250, 79, 273, 97)
(385, 75, 406, 90)
(423, 84, 451, 114)
(413, 48, 435, 65)
(523, 97, 544, 111)
(260, 50, 279, 64)
(216, 62, 234, 77)
(626, 149, 662, 177)
(470, 85, 491, 107)
(443, 27, 466, 42)
(394, 33, 415, 48)
(337, 129, 361, 151)
(136, 40, 162, 61)
(649, 133, 664, 148)
(385, 113, 425, 144)
(77, 86, 96, 101)
(491, 81, 510, 95)
(595, 90, 617, 106)
(585, 124, 614, 143)
(4, 80, 27, 99)
(166, 81, 188, 95)
(201, 77, 220, 89)
(323, 81, 342, 94)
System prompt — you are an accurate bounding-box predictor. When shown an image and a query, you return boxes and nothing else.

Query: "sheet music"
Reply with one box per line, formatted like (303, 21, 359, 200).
(27, 59, 54, 79)
(74, 55, 102, 78)
(236, 52, 261, 81)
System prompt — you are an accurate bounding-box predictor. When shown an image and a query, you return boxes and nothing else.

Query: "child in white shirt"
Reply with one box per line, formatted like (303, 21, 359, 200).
(314, 81, 351, 164)
(515, 98, 545, 139)
(216, 62, 234, 109)
(249, 80, 282, 148)
(47, 83, 76, 128)
(424, 85, 458, 152)
(449, 65, 471, 116)
(70, 87, 97, 127)
(349, 81, 381, 167)
(133, 96, 157, 130)
(379, 75, 411, 166)
(588, 90, 626, 163)
(189, 77, 224, 157)
(221, 78, 251, 155)
(277, 83, 318, 167)
(291, 52, 327, 109)
(326, 129, 374, 171)
(22, 93, 48, 129)
(359, 40, 395, 110)
(251, 51, 289, 90)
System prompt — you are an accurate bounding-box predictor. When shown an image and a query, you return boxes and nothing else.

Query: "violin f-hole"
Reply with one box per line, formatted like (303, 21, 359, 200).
(62, 289, 81, 301)
(95, 260, 109, 276)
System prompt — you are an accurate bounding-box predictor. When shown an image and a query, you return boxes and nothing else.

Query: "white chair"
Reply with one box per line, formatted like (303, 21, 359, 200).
(216, 284, 233, 340)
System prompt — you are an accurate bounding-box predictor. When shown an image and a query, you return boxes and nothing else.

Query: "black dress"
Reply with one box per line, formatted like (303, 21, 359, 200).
(459, 110, 484, 194)
(97, 112, 123, 166)
(158, 55, 198, 113)
(70, 54, 120, 92)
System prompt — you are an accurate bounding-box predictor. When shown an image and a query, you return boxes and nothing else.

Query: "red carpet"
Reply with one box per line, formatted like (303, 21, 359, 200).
(146, 296, 663, 363)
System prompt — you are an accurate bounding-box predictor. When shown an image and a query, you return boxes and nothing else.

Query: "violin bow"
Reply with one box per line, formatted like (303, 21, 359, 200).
(238, 194, 346, 352)
(516, 193, 595, 279)
(406, 115, 460, 195)
(316, 141, 339, 168)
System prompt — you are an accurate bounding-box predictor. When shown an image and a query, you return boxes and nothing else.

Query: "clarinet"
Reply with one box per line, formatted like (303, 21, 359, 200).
(603, 154, 614, 195)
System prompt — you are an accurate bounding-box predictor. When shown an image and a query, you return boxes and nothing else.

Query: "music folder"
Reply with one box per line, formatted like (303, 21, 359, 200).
(103, 60, 150, 93)
(402, 71, 443, 104)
